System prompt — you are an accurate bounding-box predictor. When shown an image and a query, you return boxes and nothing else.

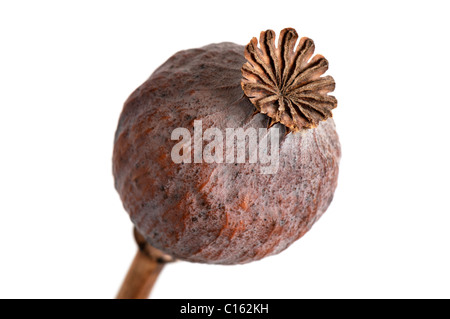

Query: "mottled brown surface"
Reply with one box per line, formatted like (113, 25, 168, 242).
(113, 42, 341, 264)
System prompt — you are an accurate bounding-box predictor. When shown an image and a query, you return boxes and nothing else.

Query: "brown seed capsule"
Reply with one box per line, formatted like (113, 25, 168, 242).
(113, 28, 341, 265)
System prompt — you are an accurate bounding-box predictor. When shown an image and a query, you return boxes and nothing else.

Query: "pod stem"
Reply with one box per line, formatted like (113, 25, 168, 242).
(116, 228, 175, 299)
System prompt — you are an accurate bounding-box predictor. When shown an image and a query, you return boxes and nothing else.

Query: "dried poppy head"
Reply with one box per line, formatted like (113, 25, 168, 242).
(114, 28, 340, 298)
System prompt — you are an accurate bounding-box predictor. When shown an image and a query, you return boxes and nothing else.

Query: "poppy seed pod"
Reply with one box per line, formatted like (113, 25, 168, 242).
(113, 28, 340, 266)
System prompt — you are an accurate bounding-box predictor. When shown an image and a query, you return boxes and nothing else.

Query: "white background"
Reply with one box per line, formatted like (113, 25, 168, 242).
(1, 1, 449, 299)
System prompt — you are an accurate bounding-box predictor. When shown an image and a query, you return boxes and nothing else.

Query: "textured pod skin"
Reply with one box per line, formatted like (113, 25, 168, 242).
(113, 43, 341, 264)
